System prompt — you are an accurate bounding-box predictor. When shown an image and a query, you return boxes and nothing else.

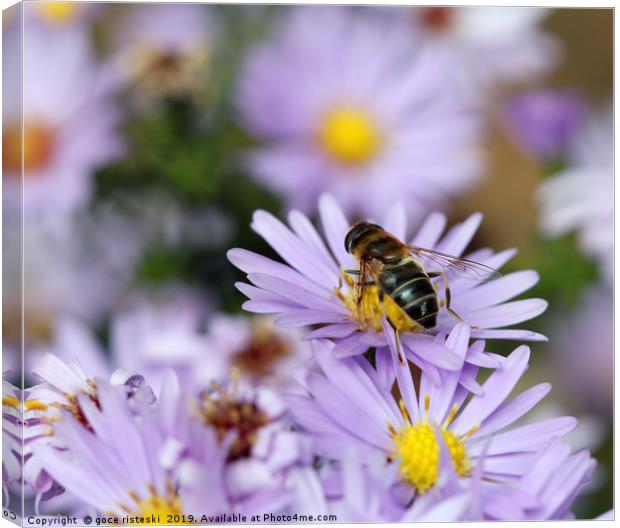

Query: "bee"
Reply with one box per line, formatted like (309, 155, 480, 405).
(344, 221, 499, 361)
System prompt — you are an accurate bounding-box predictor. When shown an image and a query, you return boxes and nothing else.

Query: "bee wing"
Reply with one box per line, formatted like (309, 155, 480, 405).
(408, 246, 502, 280)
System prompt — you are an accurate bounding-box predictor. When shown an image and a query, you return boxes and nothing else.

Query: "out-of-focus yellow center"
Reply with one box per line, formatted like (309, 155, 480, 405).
(2, 395, 20, 409)
(319, 108, 380, 165)
(336, 271, 420, 333)
(36, 2, 79, 24)
(389, 397, 475, 494)
(135, 492, 182, 520)
(2, 122, 56, 174)
(116, 484, 183, 523)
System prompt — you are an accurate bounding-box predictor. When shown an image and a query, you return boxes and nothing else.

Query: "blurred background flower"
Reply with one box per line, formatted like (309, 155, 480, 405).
(25, 1, 100, 28)
(407, 6, 560, 105)
(3, 17, 122, 221)
(537, 106, 613, 284)
(2, 2, 612, 521)
(236, 7, 483, 219)
(108, 3, 216, 110)
(504, 88, 585, 164)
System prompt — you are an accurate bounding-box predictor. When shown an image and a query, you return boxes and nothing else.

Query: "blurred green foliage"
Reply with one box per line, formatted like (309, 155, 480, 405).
(93, 6, 286, 312)
(527, 233, 599, 308)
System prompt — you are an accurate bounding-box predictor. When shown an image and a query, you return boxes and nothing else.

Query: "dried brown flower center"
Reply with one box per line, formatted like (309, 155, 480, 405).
(199, 396, 269, 461)
(420, 7, 454, 32)
(130, 46, 209, 101)
(148, 51, 183, 76)
(231, 328, 290, 378)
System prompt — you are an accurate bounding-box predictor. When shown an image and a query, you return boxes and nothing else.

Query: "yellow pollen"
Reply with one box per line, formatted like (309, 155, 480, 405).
(336, 273, 421, 334)
(319, 108, 380, 165)
(115, 484, 182, 523)
(445, 403, 459, 426)
(390, 397, 472, 494)
(25, 399, 48, 411)
(2, 396, 20, 409)
(398, 399, 411, 424)
(134, 493, 182, 521)
(392, 421, 440, 494)
(465, 423, 480, 439)
(424, 394, 431, 414)
(36, 2, 79, 23)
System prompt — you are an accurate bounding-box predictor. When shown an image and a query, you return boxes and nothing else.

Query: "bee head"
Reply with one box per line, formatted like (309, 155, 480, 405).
(344, 221, 383, 254)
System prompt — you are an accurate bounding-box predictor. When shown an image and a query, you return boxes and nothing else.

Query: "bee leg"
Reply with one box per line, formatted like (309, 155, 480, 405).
(439, 272, 467, 323)
(379, 290, 406, 365)
(334, 269, 353, 304)
(395, 329, 406, 365)
(427, 271, 442, 291)
(344, 269, 361, 276)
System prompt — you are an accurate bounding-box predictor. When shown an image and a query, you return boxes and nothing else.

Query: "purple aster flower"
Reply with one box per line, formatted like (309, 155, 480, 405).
(38, 290, 310, 395)
(200, 314, 311, 390)
(165, 373, 314, 515)
(236, 7, 482, 218)
(228, 194, 547, 376)
(109, 4, 215, 108)
(3, 376, 24, 497)
(505, 88, 584, 161)
(3, 373, 69, 506)
(3, 22, 122, 221)
(110, 296, 311, 392)
(284, 330, 579, 518)
(32, 378, 191, 519)
(23, 285, 210, 393)
(407, 7, 560, 104)
(24, 354, 155, 502)
(537, 107, 613, 284)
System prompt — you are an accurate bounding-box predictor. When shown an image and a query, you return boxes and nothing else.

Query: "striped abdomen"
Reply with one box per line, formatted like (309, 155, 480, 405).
(378, 259, 438, 329)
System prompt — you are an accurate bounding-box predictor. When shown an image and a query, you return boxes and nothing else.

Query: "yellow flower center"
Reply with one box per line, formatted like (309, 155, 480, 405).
(388, 397, 476, 494)
(134, 491, 182, 521)
(335, 270, 421, 333)
(2, 122, 56, 174)
(113, 483, 183, 523)
(319, 108, 380, 165)
(36, 2, 79, 24)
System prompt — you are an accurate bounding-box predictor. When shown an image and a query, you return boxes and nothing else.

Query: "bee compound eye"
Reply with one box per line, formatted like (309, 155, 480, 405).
(344, 222, 383, 253)
(344, 227, 356, 253)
